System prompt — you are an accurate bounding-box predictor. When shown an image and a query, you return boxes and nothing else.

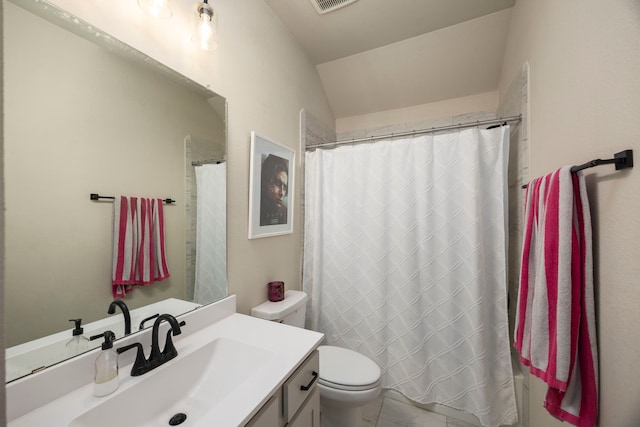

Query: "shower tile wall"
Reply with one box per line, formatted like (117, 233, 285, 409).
(497, 63, 530, 338)
(497, 63, 530, 427)
(301, 110, 336, 149)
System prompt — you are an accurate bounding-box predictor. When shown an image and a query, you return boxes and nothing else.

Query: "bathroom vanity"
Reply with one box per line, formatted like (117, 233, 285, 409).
(247, 350, 320, 426)
(6, 296, 324, 426)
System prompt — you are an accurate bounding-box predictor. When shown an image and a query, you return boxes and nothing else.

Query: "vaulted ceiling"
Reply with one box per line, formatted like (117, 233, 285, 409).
(264, 0, 516, 118)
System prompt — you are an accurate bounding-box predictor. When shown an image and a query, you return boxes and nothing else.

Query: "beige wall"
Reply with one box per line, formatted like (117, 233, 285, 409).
(28, 0, 335, 318)
(1, 0, 5, 422)
(318, 9, 511, 119)
(499, 1, 640, 426)
(335, 92, 498, 134)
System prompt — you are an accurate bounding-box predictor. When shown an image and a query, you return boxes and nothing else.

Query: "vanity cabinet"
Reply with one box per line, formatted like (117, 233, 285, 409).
(245, 394, 281, 427)
(283, 350, 320, 425)
(288, 387, 319, 427)
(246, 350, 320, 427)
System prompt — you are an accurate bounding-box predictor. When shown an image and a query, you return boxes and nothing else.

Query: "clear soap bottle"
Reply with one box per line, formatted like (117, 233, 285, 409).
(66, 319, 90, 357)
(90, 330, 119, 397)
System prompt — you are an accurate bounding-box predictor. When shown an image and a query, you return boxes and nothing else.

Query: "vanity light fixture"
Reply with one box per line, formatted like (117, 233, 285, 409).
(193, 0, 218, 51)
(138, 0, 172, 19)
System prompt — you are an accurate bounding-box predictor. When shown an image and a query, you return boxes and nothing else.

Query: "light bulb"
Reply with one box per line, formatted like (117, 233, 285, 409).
(193, 2, 217, 51)
(138, 0, 172, 19)
(198, 14, 213, 48)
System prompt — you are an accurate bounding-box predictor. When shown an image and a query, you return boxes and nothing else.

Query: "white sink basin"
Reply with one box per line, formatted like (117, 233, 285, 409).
(70, 337, 273, 427)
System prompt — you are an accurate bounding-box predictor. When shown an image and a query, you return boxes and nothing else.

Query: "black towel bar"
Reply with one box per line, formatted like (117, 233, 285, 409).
(570, 149, 633, 173)
(90, 193, 176, 204)
(521, 149, 633, 189)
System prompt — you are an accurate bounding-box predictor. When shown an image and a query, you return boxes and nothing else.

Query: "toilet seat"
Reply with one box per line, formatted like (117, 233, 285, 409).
(318, 376, 382, 392)
(318, 345, 382, 391)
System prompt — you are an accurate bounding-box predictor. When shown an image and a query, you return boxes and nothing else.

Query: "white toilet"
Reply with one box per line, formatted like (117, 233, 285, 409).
(251, 290, 382, 427)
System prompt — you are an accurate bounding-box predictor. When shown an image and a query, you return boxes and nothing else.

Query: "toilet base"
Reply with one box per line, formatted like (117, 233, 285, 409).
(320, 404, 364, 427)
(318, 382, 381, 427)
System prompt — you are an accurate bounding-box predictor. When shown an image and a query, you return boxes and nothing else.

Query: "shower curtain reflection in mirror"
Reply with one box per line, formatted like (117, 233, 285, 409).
(194, 163, 227, 304)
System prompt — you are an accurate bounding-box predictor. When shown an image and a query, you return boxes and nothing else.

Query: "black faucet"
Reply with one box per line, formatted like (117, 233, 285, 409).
(108, 300, 131, 336)
(116, 342, 149, 377)
(117, 314, 185, 377)
(149, 314, 184, 366)
(139, 313, 160, 331)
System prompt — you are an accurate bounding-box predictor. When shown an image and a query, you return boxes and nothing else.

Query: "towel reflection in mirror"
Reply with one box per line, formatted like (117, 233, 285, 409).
(112, 196, 170, 298)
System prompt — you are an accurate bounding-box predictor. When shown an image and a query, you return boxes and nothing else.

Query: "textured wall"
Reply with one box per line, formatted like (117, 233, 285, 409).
(497, 63, 530, 427)
(499, 1, 640, 426)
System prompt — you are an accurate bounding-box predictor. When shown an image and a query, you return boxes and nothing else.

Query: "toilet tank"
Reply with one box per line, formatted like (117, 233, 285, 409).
(251, 290, 307, 328)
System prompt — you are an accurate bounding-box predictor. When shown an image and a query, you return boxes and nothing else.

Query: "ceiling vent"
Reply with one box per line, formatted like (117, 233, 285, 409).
(310, 0, 359, 15)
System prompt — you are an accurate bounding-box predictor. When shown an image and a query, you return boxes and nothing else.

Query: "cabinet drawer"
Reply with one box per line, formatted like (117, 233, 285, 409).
(288, 386, 320, 427)
(283, 350, 319, 423)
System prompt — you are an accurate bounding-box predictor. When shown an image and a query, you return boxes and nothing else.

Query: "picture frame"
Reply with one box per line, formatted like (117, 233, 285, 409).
(248, 131, 295, 239)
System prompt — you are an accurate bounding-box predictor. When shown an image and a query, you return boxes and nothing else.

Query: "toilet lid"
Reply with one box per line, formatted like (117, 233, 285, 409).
(318, 345, 381, 391)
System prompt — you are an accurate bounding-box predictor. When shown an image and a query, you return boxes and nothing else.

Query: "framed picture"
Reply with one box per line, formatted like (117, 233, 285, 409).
(248, 131, 295, 239)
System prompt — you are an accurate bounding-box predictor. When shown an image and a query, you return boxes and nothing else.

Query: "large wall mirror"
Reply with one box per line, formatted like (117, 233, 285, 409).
(3, 0, 227, 382)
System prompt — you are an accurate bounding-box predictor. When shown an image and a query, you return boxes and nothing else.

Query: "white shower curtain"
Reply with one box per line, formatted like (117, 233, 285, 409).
(303, 127, 517, 427)
(194, 163, 227, 305)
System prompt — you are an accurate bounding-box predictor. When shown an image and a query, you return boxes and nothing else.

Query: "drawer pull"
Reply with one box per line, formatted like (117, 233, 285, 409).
(300, 371, 319, 391)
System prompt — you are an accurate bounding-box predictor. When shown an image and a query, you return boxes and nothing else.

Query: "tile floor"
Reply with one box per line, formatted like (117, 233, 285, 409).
(362, 395, 477, 427)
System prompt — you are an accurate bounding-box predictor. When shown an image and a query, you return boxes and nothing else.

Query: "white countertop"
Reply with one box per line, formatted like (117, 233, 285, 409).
(7, 296, 324, 426)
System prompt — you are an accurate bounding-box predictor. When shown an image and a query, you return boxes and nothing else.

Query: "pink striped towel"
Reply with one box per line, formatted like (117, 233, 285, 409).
(112, 196, 170, 298)
(514, 166, 598, 427)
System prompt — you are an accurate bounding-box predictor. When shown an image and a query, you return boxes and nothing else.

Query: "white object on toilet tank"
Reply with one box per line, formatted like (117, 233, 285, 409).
(251, 290, 307, 327)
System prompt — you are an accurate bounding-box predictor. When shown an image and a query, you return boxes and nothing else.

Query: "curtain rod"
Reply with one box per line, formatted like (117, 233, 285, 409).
(306, 114, 522, 151)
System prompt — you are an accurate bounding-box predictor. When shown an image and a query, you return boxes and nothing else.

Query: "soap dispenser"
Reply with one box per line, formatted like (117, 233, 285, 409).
(66, 319, 90, 357)
(90, 330, 119, 397)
